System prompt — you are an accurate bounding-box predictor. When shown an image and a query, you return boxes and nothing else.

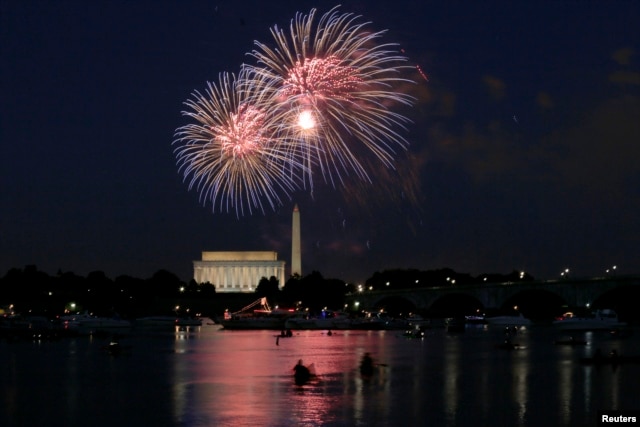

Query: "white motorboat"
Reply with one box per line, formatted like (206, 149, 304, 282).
(553, 309, 626, 330)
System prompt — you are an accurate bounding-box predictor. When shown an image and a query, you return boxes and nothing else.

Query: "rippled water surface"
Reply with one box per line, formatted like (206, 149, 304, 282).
(2, 323, 639, 426)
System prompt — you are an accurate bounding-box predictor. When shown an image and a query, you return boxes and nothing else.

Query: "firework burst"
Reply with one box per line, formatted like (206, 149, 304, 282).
(174, 7, 415, 215)
(248, 6, 415, 189)
(173, 70, 305, 216)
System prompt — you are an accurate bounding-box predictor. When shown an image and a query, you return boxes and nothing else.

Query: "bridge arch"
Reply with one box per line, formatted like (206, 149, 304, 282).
(425, 293, 484, 317)
(497, 288, 567, 318)
(357, 290, 429, 314)
(371, 295, 418, 315)
(346, 276, 640, 320)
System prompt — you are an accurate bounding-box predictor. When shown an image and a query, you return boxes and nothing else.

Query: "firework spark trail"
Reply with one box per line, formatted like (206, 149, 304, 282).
(173, 71, 305, 216)
(247, 6, 415, 191)
(174, 6, 415, 215)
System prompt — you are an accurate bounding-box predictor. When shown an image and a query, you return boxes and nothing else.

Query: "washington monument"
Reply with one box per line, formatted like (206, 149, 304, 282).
(291, 203, 301, 277)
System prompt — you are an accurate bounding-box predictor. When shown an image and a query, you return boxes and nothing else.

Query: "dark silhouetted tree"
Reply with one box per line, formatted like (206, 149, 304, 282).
(256, 276, 280, 301)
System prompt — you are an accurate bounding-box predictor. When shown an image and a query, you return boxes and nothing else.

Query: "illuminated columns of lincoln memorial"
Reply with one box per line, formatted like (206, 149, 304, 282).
(193, 251, 285, 293)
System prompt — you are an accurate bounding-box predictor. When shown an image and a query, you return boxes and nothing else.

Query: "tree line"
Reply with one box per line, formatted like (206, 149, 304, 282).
(0, 265, 533, 319)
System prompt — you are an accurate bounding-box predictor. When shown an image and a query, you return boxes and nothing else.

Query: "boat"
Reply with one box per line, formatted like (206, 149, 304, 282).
(349, 311, 389, 330)
(176, 317, 202, 327)
(360, 353, 375, 377)
(401, 325, 427, 339)
(404, 314, 432, 329)
(350, 316, 387, 330)
(220, 298, 297, 330)
(285, 311, 352, 330)
(552, 309, 626, 331)
(485, 313, 532, 326)
(464, 314, 486, 324)
(61, 313, 131, 335)
(221, 309, 297, 330)
(293, 361, 316, 385)
(1, 314, 69, 341)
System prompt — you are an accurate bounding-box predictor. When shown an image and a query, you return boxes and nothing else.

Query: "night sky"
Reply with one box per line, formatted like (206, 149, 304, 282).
(2, 1, 638, 284)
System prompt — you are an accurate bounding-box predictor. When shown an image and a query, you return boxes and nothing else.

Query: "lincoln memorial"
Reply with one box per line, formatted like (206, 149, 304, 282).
(193, 251, 285, 293)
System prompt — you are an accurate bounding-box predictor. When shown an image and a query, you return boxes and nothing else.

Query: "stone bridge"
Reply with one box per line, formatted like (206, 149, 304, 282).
(345, 275, 640, 312)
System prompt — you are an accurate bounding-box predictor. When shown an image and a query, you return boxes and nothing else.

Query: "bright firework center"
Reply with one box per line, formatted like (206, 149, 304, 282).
(193, 251, 285, 293)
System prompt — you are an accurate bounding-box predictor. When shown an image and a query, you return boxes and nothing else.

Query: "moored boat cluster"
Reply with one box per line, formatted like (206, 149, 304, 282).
(0, 309, 205, 342)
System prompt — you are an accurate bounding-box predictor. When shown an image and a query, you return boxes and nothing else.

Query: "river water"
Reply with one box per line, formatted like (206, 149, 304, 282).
(1, 323, 639, 427)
